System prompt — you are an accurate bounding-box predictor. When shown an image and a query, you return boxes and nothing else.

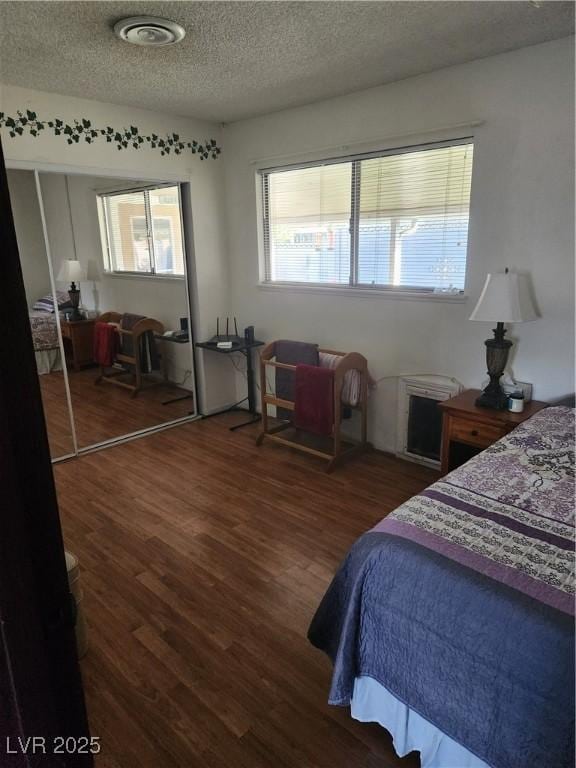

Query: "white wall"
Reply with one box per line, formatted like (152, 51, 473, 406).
(223, 37, 575, 452)
(0, 84, 234, 412)
(6, 169, 51, 306)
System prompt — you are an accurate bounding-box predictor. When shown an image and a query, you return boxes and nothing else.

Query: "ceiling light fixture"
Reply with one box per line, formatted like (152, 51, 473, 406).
(114, 16, 186, 47)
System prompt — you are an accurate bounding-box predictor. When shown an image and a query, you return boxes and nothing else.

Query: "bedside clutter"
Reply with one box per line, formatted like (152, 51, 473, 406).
(438, 389, 547, 475)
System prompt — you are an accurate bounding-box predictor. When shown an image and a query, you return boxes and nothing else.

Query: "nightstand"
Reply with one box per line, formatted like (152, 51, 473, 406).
(438, 389, 547, 475)
(60, 318, 96, 371)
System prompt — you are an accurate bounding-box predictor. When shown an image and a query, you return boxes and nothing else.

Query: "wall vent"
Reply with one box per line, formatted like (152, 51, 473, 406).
(396, 375, 462, 469)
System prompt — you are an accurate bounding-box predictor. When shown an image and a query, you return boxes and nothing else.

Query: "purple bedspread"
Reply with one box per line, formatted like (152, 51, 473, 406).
(376, 406, 574, 615)
(309, 406, 575, 768)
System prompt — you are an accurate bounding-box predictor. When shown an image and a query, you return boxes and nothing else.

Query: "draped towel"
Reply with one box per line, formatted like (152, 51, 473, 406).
(275, 340, 319, 420)
(294, 364, 335, 436)
(93, 322, 118, 367)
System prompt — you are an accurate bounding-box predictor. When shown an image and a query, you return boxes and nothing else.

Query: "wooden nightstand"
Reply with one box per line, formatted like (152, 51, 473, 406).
(438, 389, 547, 475)
(60, 318, 96, 371)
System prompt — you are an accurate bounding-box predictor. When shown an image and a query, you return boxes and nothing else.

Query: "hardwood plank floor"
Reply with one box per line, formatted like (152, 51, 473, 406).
(40, 368, 194, 457)
(54, 413, 438, 768)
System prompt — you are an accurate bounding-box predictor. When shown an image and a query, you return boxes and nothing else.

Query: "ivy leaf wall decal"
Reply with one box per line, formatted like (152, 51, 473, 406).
(0, 110, 221, 160)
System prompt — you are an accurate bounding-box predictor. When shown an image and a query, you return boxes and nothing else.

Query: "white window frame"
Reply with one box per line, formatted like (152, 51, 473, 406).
(98, 184, 185, 278)
(150, 215, 177, 275)
(258, 137, 474, 300)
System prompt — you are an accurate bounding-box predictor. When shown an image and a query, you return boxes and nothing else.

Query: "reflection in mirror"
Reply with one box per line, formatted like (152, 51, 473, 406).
(39, 173, 196, 450)
(6, 169, 76, 459)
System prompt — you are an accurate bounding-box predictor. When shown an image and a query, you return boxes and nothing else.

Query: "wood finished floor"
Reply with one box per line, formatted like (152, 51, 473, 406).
(40, 368, 193, 457)
(54, 413, 438, 768)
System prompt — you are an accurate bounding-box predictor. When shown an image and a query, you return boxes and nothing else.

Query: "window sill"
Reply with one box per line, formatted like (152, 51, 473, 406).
(257, 282, 468, 303)
(103, 272, 185, 282)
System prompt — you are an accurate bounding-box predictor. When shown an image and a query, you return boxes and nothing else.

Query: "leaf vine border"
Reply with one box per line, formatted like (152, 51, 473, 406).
(0, 110, 221, 160)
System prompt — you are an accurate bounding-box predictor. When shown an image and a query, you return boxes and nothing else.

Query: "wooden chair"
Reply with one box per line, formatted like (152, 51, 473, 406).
(95, 311, 164, 398)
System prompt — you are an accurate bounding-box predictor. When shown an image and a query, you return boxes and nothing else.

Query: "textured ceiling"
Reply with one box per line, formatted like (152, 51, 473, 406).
(0, 1, 573, 123)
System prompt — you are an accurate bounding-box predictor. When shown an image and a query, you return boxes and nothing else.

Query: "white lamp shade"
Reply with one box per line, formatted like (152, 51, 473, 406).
(469, 271, 538, 323)
(57, 259, 86, 283)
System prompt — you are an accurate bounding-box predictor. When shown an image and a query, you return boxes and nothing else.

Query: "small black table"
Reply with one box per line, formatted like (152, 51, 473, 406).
(195, 338, 265, 430)
(155, 333, 194, 407)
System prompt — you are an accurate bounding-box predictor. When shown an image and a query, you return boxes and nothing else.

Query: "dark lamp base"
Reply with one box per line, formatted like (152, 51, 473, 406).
(476, 322, 513, 411)
(475, 388, 509, 410)
(67, 285, 82, 321)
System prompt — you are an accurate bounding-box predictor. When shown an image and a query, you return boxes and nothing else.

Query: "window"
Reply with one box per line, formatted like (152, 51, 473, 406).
(98, 185, 185, 276)
(260, 141, 474, 293)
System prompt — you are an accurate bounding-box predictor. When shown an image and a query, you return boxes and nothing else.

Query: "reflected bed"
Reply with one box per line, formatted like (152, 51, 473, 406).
(29, 309, 62, 374)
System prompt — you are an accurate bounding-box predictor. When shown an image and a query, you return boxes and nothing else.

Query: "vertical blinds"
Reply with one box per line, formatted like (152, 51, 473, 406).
(100, 185, 185, 276)
(261, 141, 474, 292)
(103, 191, 151, 273)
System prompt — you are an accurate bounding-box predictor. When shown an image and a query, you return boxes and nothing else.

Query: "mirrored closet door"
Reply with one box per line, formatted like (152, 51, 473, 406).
(7, 167, 197, 460)
(7, 169, 76, 460)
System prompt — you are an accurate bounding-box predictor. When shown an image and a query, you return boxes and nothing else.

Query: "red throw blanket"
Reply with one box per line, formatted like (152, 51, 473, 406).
(93, 322, 118, 367)
(293, 364, 334, 436)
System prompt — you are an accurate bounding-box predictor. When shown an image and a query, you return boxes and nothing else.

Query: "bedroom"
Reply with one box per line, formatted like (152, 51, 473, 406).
(0, 3, 574, 768)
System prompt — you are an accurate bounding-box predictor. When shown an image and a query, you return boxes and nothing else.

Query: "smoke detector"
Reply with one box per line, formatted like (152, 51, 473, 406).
(114, 16, 186, 47)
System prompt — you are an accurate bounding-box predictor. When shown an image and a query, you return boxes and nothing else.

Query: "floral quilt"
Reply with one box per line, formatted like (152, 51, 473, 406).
(29, 311, 59, 352)
(374, 406, 574, 614)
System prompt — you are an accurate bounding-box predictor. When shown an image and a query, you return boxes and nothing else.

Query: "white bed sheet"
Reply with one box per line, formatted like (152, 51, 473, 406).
(351, 676, 490, 768)
(35, 348, 62, 375)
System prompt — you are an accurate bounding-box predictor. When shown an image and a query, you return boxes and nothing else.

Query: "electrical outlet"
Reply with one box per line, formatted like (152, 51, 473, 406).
(516, 382, 533, 402)
(502, 380, 533, 402)
(513, 381, 533, 402)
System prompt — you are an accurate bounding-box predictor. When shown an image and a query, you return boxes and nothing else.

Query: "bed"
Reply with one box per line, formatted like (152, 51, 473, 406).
(309, 406, 574, 768)
(28, 290, 70, 374)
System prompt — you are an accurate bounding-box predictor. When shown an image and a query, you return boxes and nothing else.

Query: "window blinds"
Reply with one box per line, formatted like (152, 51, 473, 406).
(100, 185, 185, 276)
(264, 163, 352, 283)
(261, 140, 474, 292)
(358, 144, 473, 289)
(103, 191, 151, 273)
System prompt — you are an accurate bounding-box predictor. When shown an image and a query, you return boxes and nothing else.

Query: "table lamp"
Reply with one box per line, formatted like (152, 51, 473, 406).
(469, 268, 537, 409)
(57, 259, 87, 320)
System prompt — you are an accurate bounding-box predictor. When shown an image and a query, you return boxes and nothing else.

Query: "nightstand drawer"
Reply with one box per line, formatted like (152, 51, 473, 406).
(449, 416, 509, 448)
